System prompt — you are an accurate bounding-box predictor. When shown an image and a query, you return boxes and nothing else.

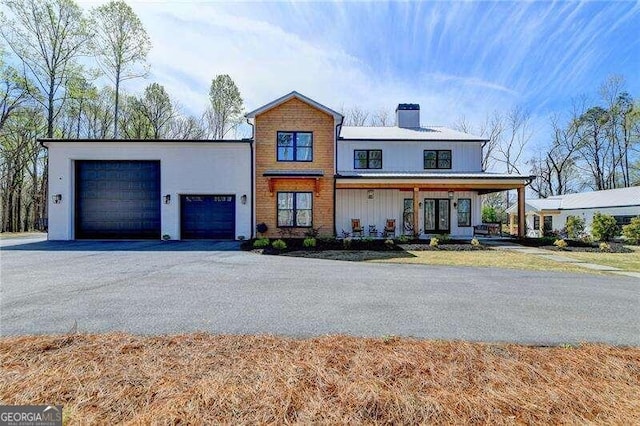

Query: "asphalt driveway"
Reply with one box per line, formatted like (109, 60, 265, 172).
(1, 236, 638, 345)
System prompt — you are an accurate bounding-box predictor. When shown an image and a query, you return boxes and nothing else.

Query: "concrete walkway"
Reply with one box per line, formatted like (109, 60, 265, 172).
(484, 240, 640, 279)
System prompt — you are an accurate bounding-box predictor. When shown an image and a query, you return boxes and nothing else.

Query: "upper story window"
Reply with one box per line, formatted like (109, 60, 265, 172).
(277, 131, 313, 162)
(424, 150, 451, 169)
(354, 150, 382, 169)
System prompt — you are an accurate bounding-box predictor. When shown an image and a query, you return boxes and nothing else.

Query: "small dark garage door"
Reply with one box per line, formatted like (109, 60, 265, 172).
(180, 195, 235, 239)
(75, 160, 161, 239)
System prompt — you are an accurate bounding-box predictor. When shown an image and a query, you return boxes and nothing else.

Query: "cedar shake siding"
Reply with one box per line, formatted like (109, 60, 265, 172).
(254, 98, 335, 237)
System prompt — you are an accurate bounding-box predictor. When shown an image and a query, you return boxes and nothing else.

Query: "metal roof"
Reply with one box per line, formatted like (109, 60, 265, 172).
(339, 126, 487, 141)
(337, 171, 532, 180)
(245, 91, 343, 119)
(509, 186, 640, 213)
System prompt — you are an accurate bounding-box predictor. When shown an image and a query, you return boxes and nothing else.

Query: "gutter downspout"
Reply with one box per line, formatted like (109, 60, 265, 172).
(333, 116, 344, 237)
(246, 118, 255, 239)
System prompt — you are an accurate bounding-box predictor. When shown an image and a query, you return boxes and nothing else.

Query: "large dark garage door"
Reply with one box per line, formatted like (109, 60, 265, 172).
(75, 161, 161, 239)
(180, 195, 235, 239)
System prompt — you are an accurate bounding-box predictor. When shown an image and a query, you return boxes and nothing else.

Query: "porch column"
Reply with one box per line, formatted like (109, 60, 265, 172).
(413, 187, 420, 236)
(517, 186, 525, 238)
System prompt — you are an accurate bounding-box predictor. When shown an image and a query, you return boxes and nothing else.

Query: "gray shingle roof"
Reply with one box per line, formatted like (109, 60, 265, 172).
(339, 126, 487, 141)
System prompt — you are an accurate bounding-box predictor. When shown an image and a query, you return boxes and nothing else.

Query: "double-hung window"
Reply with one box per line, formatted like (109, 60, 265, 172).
(424, 150, 452, 169)
(277, 132, 313, 162)
(277, 192, 313, 227)
(354, 150, 382, 169)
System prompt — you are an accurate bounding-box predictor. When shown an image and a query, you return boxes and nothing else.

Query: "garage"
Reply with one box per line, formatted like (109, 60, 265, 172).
(75, 160, 161, 239)
(180, 195, 235, 239)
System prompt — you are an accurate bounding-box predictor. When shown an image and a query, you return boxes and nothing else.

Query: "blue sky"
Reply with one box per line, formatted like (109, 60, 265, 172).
(82, 1, 639, 143)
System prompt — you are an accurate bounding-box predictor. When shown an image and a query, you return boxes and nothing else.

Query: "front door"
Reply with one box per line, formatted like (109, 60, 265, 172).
(424, 198, 450, 233)
(403, 198, 414, 235)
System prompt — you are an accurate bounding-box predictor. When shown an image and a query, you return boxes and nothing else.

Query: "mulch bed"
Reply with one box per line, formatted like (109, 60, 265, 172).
(539, 244, 633, 253)
(400, 243, 492, 251)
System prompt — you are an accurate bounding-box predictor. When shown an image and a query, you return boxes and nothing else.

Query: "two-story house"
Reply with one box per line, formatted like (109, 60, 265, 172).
(43, 91, 531, 240)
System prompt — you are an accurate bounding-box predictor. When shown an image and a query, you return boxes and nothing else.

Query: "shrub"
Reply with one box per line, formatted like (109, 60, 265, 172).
(162, 234, 171, 241)
(362, 236, 374, 243)
(271, 239, 287, 250)
(342, 237, 352, 249)
(396, 234, 410, 243)
(565, 215, 586, 240)
(470, 238, 480, 247)
(482, 205, 499, 223)
(599, 242, 611, 252)
(438, 234, 450, 243)
(622, 216, 640, 245)
(304, 227, 321, 238)
(430, 237, 439, 247)
(253, 238, 270, 248)
(384, 239, 394, 248)
(303, 237, 316, 248)
(553, 239, 568, 250)
(591, 212, 620, 242)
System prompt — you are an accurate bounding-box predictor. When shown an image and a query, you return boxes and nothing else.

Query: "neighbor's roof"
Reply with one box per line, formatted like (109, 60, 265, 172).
(245, 91, 343, 119)
(509, 186, 640, 213)
(339, 126, 487, 141)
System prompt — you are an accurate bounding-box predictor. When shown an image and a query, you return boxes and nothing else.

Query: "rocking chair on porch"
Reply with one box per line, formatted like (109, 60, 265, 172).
(383, 219, 396, 237)
(351, 219, 364, 237)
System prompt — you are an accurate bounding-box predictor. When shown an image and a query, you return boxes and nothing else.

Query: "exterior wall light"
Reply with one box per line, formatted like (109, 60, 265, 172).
(52, 194, 62, 204)
(241, 194, 247, 204)
(163, 194, 171, 204)
(448, 190, 454, 199)
(367, 190, 374, 199)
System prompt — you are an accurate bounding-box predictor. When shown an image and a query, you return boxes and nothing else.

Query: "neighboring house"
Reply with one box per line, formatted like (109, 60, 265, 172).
(43, 91, 532, 240)
(506, 186, 640, 237)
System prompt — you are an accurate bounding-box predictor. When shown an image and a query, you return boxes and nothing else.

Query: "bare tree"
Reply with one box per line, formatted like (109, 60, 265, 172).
(90, 0, 150, 138)
(453, 112, 504, 171)
(370, 108, 391, 126)
(494, 106, 532, 174)
(342, 106, 369, 126)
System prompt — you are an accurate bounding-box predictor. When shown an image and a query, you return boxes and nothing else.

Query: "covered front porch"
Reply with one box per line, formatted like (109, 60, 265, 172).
(335, 173, 532, 238)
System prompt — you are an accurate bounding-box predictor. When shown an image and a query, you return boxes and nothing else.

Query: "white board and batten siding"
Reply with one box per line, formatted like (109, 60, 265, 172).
(336, 189, 481, 238)
(46, 141, 252, 240)
(336, 141, 483, 172)
(525, 205, 640, 237)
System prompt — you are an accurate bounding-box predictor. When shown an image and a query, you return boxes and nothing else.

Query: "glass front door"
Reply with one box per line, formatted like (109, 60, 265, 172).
(403, 198, 414, 234)
(424, 198, 450, 233)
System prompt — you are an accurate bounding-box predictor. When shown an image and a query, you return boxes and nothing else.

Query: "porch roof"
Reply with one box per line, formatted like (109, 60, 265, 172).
(335, 171, 533, 193)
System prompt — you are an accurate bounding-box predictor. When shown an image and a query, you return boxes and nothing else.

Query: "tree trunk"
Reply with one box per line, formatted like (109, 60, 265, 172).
(114, 66, 121, 138)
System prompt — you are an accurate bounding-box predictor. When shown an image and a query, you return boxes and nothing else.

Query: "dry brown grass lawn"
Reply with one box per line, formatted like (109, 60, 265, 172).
(563, 246, 640, 272)
(371, 250, 595, 274)
(1, 334, 639, 424)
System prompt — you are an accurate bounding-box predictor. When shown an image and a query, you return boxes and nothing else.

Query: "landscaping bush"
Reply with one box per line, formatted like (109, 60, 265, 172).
(303, 237, 316, 248)
(429, 237, 439, 247)
(591, 212, 620, 242)
(622, 216, 640, 244)
(396, 234, 410, 243)
(599, 242, 611, 252)
(384, 239, 394, 248)
(342, 237, 352, 249)
(565, 215, 586, 240)
(271, 239, 287, 250)
(553, 239, 568, 250)
(471, 238, 480, 247)
(253, 238, 270, 248)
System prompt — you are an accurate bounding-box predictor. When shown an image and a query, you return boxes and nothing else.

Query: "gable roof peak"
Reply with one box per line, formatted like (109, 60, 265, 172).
(245, 90, 343, 119)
